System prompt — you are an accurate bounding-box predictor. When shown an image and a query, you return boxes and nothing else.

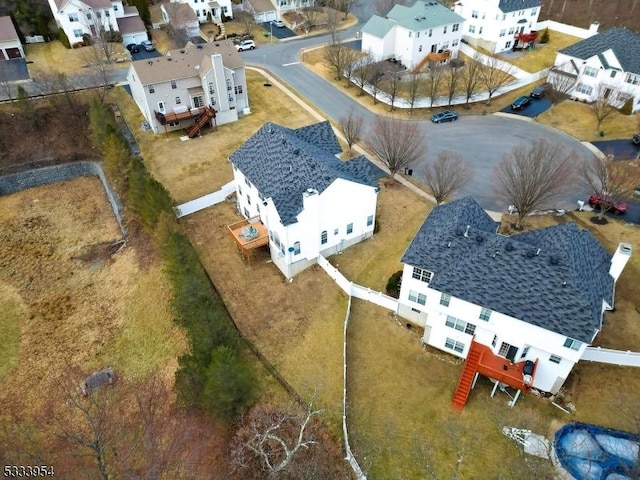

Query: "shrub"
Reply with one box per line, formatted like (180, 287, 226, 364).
(539, 28, 550, 44)
(386, 270, 403, 298)
(58, 27, 70, 48)
(620, 97, 634, 116)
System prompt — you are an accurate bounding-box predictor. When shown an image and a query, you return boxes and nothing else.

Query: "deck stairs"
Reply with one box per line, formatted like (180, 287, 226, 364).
(413, 50, 451, 73)
(187, 107, 216, 138)
(451, 341, 482, 411)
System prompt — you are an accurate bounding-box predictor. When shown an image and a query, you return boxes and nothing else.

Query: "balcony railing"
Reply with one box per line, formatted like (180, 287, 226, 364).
(154, 106, 207, 125)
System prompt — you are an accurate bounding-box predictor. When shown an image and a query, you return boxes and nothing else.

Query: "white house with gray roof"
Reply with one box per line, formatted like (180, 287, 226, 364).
(551, 27, 640, 114)
(454, 0, 541, 53)
(167, 0, 232, 24)
(126, 41, 249, 134)
(398, 197, 632, 394)
(229, 121, 382, 280)
(361, 0, 465, 71)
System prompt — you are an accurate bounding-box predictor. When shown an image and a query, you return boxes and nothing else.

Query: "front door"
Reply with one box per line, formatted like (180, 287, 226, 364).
(157, 101, 166, 114)
(499, 342, 518, 362)
(604, 88, 612, 99)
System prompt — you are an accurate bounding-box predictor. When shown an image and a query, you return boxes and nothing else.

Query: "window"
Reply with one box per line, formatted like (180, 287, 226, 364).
(471, 10, 478, 18)
(235, 85, 243, 94)
(479, 26, 483, 34)
(416, 31, 420, 38)
(440, 293, 450, 306)
(246, 196, 251, 205)
(321, 231, 328, 245)
(408, 290, 427, 306)
(442, 41, 449, 50)
(563, 338, 582, 351)
(193, 95, 204, 108)
(409, 31, 412, 38)
(69, 12, 79, 22)
(170, 80, 177, 89)
(228, 93, 234, 102)
(243, 207, 249, 217)
(209, 82, 215, 95)
(468, 25, 476, 34)
(196, 9, 200, 16)
(411, 308, 421, 313)
(428, 29, 432, 37)
(175, 97, 181, 104)
(412, 267, 432, 283)
(576, 83, 593, 95)
(479, 307, 492, 321)
(445, 316, 476, 335)
(498, 342, 512, 357)
(452, 39, 459, 47)
(520, 346, 529, 359)
(530, 8, 537, 16)
(105, 11, 109, 17)
(452, 23, 459, 32)
(238, 185, 242, 195)
(445, 338, 465, 354)
(502, 14, 506, 20)
(73, 29, 83, 38)
(293, 241, 301, 255)
(505, 41, 512, 49)
(168, 121, 179, 127)
(508, 27, 515, 34)
(245, 177, 251, 187)
(418, 45, 423, 52)
(346, 223, 353, 234)
(334, 228, 339, 235)
(491, 335, 497, 347)
(148, 84, 155, 94)
(113, 4, 118, 10)
(584, 66, 598, 77)
(610, 71, 617, 78)
(549, 354, 562, 364)
(626, 73, 640, 86)
(367, 215, 374, 227)
(227, 79, 233, 91)
(499, 29, 506, 37)
(443, 25, 447, 34)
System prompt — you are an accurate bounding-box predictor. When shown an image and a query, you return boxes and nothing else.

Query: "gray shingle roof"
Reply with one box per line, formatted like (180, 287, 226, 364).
(229, 122, 380, 226)
(401, 197, 614, 343)
(498, 0, 541, 13)
(559, 27, 640, 75)
(387, 1, 464, 31)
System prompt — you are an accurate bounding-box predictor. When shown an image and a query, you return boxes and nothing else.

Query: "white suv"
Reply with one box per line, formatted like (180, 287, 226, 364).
(236, 40, 256, 52)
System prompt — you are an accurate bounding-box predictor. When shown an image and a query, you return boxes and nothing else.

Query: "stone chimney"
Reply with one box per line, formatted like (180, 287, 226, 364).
(609, 243, 632, 282)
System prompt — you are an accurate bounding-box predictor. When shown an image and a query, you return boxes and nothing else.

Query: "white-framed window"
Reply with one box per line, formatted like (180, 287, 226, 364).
(409, 290, 427, 306)
(452, 23, 459, 32)
(428, 28, 432, 37)
(226, 79, 232, 91)
(479, 307, 492, 321)
(452, 39, 459, 47)
(563, 338, 582, 351)
(367, 215, 374, 226)
(419, 45, 423, 52)
(498, 342, 514, 357)
(442, 41, 449, 50)
(196, 9, 200, 16)
(243, 207, 250, 218)
(346, 223, 353, 234)
(443, 25, 447, 34)
(549, 354, 562, 364)
(445, 316, 476, 335)
(440, 293, 450, 307)
(499, 29, 506, 37)
(235, 85, 243, 94)
(170, 80, 177, 89)
(175, 97, 181, 104)
(530, 8, 537, 16)
(334, 228, 339, 235)
(238, 185, 242, 195)
(412, 267, 432, 283)
(105, 11, 110, 17)
(409, 31, 412, 38)
(73, 29, 83, 38)
(193, 95, 204, 108)
(492, 335, 497, 347)
(479, 26, 483, 34)
(508, 26, 515, 34)
(445, 337, 465, 354)
(469, 25, 476, 34)
(293, 241, 301, 255)
(610, 71, 617, 78)
(626, 73, 640, 86)
(321, 230, 328, 244)
(584, 66, 599, 77)
(416, 31, 420, 38)
(576, 83, 593, 95)
(246, 195, 251, 205)
(245, 177, 251, 187)
(520, 346, 529, 359)
(208, 82, 215, 95)
(113, 4, 118, 10)
(505, 41, 512, 49)
(69, 12, 79, 22)
(471, 10, 478, 18)
(502, 14, 506, 20)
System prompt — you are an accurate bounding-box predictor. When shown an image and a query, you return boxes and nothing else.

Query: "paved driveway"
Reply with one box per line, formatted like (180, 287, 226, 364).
(500, 97, 552, 118)
(261, 22, 297, 39)
(0, 58, 29, 82)
(591, 139, 640, 160)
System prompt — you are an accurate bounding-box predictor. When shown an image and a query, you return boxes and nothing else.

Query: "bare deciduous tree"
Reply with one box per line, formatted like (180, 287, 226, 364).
(445, 64, 463, 106)
(324, 41, 348, 81)
(422, 150, 473, 205)
(461, 56, 482, 106)
(235, 11, 256, 36)
(494, 138, 577, 229)
(339, 108, 363, 156)
(367, 63, 385, 104)
(407, 71, 423, 114)
(325, 5, 341, 42)
(331, 0, 357, 19)
(385, 71, 402, 110)
(366, 116, 426, 178)
(547, 69, 578, 97)
(303, 6, 321, 31)
(342, 47, 360, 87)
(478, 54, 514, 105)
(426, 66, 444, 107)
(354, 53, 374, 96)
(581, 153, 640, 220)
(590, 84, 619, 131)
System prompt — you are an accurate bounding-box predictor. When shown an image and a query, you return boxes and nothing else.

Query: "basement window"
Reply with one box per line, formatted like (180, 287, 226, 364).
(445, 337, 465, 354)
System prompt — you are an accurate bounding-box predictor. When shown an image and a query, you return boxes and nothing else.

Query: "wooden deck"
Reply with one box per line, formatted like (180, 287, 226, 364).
(474, 341, 538, 391)
(227, 217, 269, 264)
(154, 106, 206, 125)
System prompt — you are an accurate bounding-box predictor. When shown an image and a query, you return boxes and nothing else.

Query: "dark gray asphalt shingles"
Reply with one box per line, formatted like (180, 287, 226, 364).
(498, 0, 541, 13)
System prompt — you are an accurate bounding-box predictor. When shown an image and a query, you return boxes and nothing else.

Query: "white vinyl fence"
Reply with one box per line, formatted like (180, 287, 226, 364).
(535, 20, 600, 39)
(581, 347, 640, 366)
(174, 180, 236, 218)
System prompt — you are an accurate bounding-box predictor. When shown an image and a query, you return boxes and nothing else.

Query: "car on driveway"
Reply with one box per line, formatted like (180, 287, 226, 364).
(236, 40, 256, 51)
(271, 19, 285, 28)
(126, 43, 140, 53)
(588, 193, 628, 214)
(530, 83, 550, 98)
(633, 134, 640, 145)
(511, 96, 531, 110)
(431, 110, 459, 123)
(141, 40, 155, 51)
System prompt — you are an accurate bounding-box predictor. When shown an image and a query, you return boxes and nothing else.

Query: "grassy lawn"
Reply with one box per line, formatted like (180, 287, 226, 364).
(0, 285, 22, 380)
(536, 99, 640, 142)
(504, 30, 582, 73)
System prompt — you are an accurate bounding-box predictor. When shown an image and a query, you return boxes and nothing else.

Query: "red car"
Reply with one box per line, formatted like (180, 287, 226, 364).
(588, 194, 628, 214)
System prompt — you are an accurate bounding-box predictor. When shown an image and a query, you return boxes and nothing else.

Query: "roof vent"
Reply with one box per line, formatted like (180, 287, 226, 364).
(197, 44, 203, 49)
(526, 250, 536, 258)
(148, 60, 153, 65)
(476, 234, 484, 243)
(505, 242, 514, 252)
(550, 255, 560, 265)
(463, 225, 470, 237)
(447, 242, 452, 248)
(293, 149, 300, 155)
(562, 281, 568, 287)
(536, 248, 541, 256)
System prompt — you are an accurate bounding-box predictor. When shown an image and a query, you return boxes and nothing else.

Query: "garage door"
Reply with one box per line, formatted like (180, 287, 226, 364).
(255, 11, 276, 22)
(122, 33, 149, 46)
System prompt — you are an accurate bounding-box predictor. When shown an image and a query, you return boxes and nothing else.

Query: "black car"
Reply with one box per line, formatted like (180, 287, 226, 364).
(530, 83, 550, 98)
(633, 134, 640, 145)
(126, 43, 140, 53)
(511, 96, 531, 110)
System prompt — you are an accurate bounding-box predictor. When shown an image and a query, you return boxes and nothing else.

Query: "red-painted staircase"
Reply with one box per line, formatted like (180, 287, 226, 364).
(451, 343, 483, 411)
(187, 107, 216, 138)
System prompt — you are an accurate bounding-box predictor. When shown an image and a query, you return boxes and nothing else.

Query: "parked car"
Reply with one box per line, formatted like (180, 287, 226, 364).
(141, 40, 155, 51)
(431, 110, 459, 123)
(271, 19, 285, 28)
(236, 40, 256, 51)
(511, 96, 531, 110)
(633, 133, 640, 145)
(588, 193, 628, 214)
(530, 83, 550, 98)
(126, 43, 140, 53)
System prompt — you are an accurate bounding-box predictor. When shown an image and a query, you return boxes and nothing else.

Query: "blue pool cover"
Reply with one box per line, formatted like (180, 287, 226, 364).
(554, 423, 640, 480)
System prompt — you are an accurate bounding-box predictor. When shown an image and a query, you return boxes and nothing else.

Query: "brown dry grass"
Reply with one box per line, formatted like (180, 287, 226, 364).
(505, 31, 582, 73)
(536, 100, 640, 141)
(0, 177, 187, 417)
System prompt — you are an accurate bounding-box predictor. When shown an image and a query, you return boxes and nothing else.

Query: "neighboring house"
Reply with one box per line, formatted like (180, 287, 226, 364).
(166, 0, 233, 24)
(47, 0, 147, 46)
(0, 16, 24, 60)
(398, 197, 632, 396)
(126, 41, 250, 134)
(361, 1, 465, 71)
(551, 27, 640, 114)
(245, 0, 278, 23)
(160, 2, 201, 38)
(116, 7, 147, 45)
(453, 0, 541, 54)
(229, 121, 381, 279)
(271, 0, 314, 16)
